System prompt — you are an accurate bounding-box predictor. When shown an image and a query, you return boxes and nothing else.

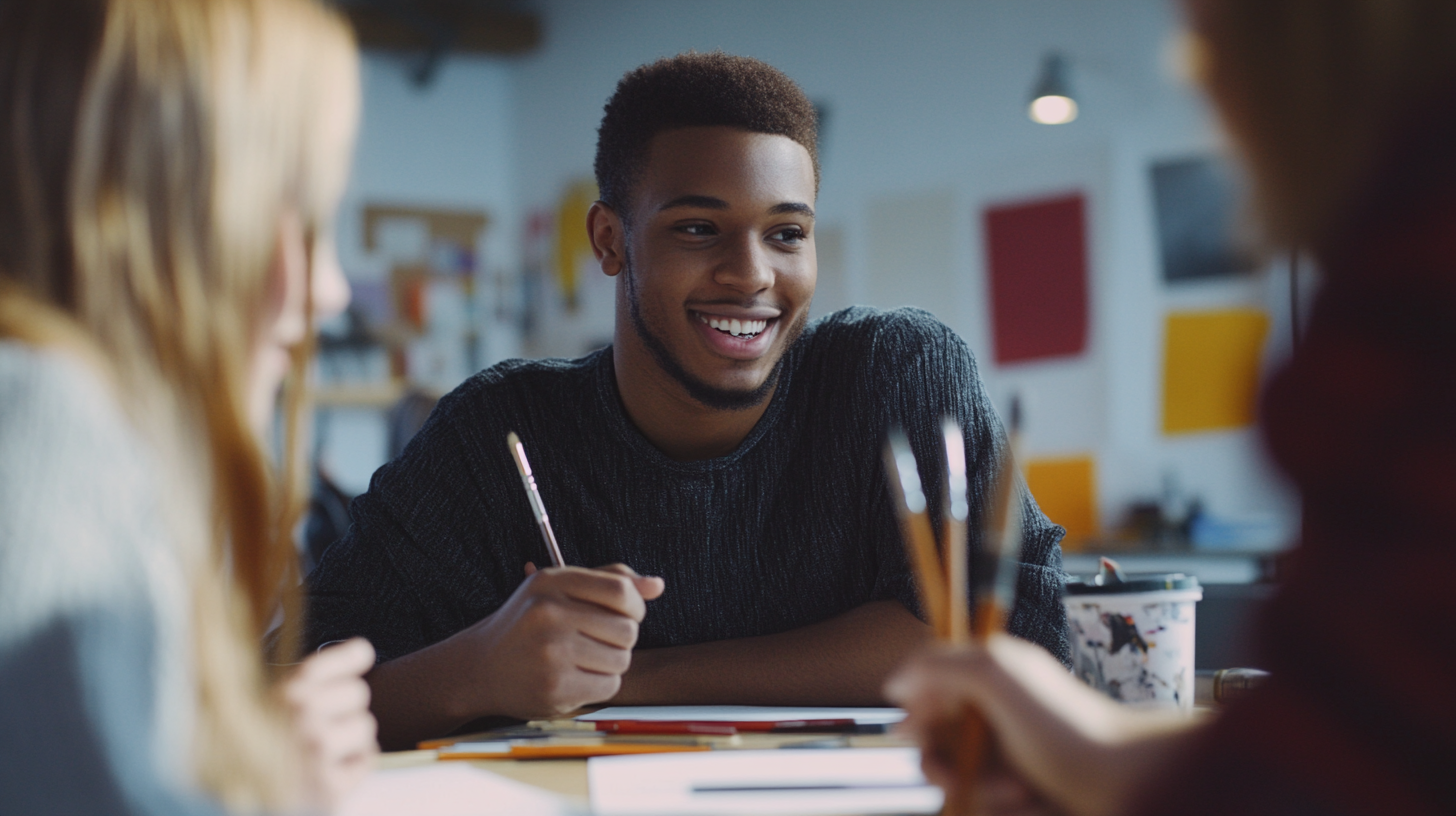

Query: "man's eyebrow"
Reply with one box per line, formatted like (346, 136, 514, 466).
(658, 195, 730, 212)
(769, 202, 815, 218)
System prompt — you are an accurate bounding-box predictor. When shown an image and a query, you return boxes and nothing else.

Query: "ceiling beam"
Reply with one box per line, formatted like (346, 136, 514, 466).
(338, 1, 541, 56)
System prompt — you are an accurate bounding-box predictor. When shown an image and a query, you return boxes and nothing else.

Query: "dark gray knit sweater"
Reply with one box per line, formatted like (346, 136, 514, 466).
(306, 307, 1070, 665)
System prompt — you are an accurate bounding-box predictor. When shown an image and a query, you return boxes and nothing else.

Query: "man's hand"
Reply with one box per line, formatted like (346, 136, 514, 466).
(364, 562, 665, 749)
(463, 562, 665, 719)
(281, 638, 379, 811)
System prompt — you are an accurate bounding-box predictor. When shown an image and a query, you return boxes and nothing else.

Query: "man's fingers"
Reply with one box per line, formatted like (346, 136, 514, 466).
(597, 564, 666, 601)
(633, 575, 666, 600)
(568, 635, 634, 676)
(574, 606, 640, 650)
(537, 567, 649, 620)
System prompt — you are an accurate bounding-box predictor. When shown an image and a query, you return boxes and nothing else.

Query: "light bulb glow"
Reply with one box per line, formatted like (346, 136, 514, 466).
(1030, 94, 1078, 124)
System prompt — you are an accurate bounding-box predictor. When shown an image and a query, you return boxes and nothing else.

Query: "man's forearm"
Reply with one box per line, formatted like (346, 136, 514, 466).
(365, 635, 482, 751)
(612, 600, 932, 706)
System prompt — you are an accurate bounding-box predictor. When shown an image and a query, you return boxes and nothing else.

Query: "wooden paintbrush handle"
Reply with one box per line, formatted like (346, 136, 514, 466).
(932, 704, 988, 816)
(904, 512, 950, 635)
(973, 598, 1004, 640)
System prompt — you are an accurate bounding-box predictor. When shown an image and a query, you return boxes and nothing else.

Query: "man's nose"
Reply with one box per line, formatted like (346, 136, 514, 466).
(714, 232, 774, 294)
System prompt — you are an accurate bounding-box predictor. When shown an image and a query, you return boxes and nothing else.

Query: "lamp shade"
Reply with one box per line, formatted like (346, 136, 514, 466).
(1029, 52, 1078, 124)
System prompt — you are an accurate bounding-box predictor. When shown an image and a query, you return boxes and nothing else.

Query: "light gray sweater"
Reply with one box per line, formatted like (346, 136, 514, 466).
(0, 342, 220, 815)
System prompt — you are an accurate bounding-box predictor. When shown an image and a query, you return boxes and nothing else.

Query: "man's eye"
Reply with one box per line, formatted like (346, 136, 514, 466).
(678, 224, 716, 237)
(770, 227, 806, 243)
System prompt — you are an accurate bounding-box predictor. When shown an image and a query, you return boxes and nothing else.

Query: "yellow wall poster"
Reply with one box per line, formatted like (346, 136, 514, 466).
(1024, 455, 1098, 548)
(1161, 308, 1270, 434)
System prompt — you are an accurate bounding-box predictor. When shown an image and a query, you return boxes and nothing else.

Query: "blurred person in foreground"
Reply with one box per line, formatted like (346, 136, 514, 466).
(0, 0, 377, 813)
(887, 1, 1456, 814)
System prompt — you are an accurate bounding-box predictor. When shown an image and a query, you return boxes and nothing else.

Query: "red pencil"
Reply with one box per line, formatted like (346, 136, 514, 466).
(589, 718, 858, 734)
(592, 721, 738, 735)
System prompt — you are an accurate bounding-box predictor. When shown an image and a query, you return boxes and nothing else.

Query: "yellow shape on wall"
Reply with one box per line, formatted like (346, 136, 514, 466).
(1025, 455, 1098, 548)
(555, 179, 599, 309)
(1162, 309, 1270, 434)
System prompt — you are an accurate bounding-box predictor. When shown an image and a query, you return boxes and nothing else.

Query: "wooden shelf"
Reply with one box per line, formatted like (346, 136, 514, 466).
(315, 380, 407, 409)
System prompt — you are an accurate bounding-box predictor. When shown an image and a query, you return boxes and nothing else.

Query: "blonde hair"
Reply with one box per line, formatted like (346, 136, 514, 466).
(1191, 0, 1456, 247)
(0, 0, 357, 810)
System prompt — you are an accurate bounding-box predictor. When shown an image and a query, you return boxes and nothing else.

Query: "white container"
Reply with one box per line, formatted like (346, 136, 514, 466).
(1064, 557, 1203, 710)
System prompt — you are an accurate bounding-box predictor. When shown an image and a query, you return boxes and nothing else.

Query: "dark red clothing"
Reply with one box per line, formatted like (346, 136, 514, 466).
(1138, 110, 1456, 813)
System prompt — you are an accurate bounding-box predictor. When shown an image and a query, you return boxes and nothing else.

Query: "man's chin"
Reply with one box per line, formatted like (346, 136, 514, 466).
(674, 364, 782, 412)
(669, 315, 809, 412)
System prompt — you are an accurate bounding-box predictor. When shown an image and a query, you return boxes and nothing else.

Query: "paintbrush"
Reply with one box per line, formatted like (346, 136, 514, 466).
(941, 397, 1026, 816)
(941, 417, 971, 646)
(884, 428, 949, 635)
(506, 431, 567, 568)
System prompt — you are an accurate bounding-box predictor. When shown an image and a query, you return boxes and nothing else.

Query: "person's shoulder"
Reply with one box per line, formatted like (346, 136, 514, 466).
(438, 349, 605, 411)
(801, 305, 969, 366)
(379, 348, 610, 471)
(0, 339, 156, 507)
(0, 341, 133, 451)
(0, 342, 161, 635)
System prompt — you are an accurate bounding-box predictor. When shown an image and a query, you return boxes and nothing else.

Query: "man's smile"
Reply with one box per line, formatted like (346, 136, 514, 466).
(691, 309, 780, 360)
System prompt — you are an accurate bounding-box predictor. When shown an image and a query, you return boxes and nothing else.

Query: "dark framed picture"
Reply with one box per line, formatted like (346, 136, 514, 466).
(1151, 156, 1256, 282)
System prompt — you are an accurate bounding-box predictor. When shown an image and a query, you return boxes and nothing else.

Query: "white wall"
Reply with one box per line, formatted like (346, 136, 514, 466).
(508, 0, 1297, 539)
(321, 0, 1299, 540)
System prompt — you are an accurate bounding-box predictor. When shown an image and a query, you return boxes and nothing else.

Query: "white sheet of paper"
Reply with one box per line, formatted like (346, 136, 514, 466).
(577, 705, 907, 725)
(588, 748, 941, 816)
(338, 763, 580, 816)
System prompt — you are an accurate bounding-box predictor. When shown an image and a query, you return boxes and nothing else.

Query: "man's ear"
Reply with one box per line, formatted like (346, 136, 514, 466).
(587, 201, 626, 277)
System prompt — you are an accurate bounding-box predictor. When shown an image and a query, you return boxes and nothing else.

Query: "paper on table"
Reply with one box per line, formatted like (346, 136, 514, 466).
(589, 747, 941, 816)
(337, 763, 580, 816)
(577, 705, 906, 725)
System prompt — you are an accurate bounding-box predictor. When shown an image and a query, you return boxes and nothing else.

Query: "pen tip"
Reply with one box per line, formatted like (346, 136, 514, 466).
(506, 431, 521, 449)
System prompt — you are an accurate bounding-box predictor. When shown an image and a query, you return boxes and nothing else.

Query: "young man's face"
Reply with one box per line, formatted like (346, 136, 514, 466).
(618, 125, 817, 410)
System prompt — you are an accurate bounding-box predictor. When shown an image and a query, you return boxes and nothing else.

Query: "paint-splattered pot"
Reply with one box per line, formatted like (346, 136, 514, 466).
(1064, 557, 1203, 711)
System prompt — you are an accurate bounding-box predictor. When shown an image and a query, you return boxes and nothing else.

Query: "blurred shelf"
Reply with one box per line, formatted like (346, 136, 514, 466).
(1062, 549, 1287, 585)
(315, 380, 407, 409)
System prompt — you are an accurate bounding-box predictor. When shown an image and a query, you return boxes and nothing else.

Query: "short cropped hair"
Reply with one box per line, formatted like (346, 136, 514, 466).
(594, 51, 819, 218)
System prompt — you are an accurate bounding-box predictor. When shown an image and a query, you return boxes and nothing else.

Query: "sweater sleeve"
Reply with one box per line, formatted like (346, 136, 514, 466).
(856, 309, 1070, 664)
(305, 383, 521, 663)
(0, 346, 223, 816)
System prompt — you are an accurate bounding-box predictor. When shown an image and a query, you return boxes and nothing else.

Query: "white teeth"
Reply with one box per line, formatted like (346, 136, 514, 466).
(699, 314, 768, 338)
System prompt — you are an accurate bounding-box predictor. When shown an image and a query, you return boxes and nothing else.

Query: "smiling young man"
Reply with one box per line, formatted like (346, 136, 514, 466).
(305, 52, 1070, 749)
